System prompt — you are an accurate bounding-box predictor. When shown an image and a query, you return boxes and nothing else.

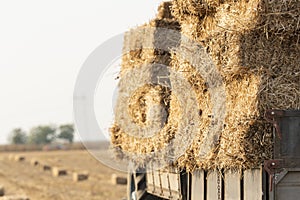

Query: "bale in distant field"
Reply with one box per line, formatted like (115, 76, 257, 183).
(0, 186, 4, 197)
(73, 172, 89, 182)
(14, 155, 25, 162)
(30, 158, 39, 166)
(111, 174, 127, 185)
(41, 164, 51, 171)
(52, 167, 67, 177)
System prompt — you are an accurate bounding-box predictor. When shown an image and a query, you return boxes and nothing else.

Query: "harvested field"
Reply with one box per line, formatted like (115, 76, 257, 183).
(0, 150, 127, 200)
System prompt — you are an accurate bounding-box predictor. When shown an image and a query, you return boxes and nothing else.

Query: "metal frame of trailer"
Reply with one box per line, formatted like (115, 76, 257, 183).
(127, 110, 300, 200)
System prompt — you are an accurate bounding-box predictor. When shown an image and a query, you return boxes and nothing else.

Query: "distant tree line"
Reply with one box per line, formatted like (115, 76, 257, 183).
(8, 124, 74, 145)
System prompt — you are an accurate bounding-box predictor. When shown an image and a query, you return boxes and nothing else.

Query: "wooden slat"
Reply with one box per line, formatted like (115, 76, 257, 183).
(153, 170, 162, 195)
(224, 170, 241, 200)
(146, 172, 154, 193)
(127, 173, 132, 200)
(160, 171, 169, 197)
(160, 171, 169, 190)
(191, 170, 205, 200)
(244, 168, 262, 200)
(135, 173, 145, 183)
(146, 172, 152, 184)
(136, 190, 146, 200)
(207, 170, 222, 200)
(167, 172, 180, 192)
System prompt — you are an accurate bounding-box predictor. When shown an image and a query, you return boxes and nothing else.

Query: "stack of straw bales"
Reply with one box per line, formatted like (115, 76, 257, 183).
(171, 0, 299, 170)
(111, 1, 299, 171)
(111, 2, 180, 163)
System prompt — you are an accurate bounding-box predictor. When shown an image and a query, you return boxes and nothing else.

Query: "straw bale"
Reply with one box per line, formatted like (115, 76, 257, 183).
(111, 174, 127, 185)
(14, 155, 25, 162)
(216, 74, 273, 170)
(172, 0, 299, 34)
(172, 0, 260, 35)
(157, 1, 174, 20)
(52, 167, 67, 177)
(121, 6, 180, 74)
(170, 51, 275, 170)
(169, 0, 299, 170)
(257, 0, 300, 36)
(169, 52, 213, 171)
(111, 2, 181, 167)
(41, 164, 52, 171)
(30, 158, 39, 166)
(239, 31, 300, 111)
(172, 0, 217, 19)
(73, 172, 89, 182)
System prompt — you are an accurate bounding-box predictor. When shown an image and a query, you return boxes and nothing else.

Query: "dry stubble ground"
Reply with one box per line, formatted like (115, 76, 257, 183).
(0, 150, 127, 200)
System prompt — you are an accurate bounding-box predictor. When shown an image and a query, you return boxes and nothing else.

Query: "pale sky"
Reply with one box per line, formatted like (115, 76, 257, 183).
(0, 0, 163, 144)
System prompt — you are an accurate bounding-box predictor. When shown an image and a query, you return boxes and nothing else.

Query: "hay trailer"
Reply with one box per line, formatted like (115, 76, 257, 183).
(127, 110, 300, 200)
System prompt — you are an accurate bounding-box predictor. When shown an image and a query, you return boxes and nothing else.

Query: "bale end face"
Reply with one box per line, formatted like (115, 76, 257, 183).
(41, 164, 51, 171)
(0, 185, 4, 197)
(111, 174, 127, 185)
(73, 172, 89, 182)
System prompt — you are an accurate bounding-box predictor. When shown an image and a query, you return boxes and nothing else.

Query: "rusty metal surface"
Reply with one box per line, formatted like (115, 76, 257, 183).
(264, 160, 284, 175)
(265, 110, 285, 139)
(272, 110, 300, 168)
(275, 169, 300, 200)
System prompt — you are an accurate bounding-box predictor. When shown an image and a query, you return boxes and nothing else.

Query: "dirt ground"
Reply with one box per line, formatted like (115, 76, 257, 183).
(0, 150, 127, 200)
